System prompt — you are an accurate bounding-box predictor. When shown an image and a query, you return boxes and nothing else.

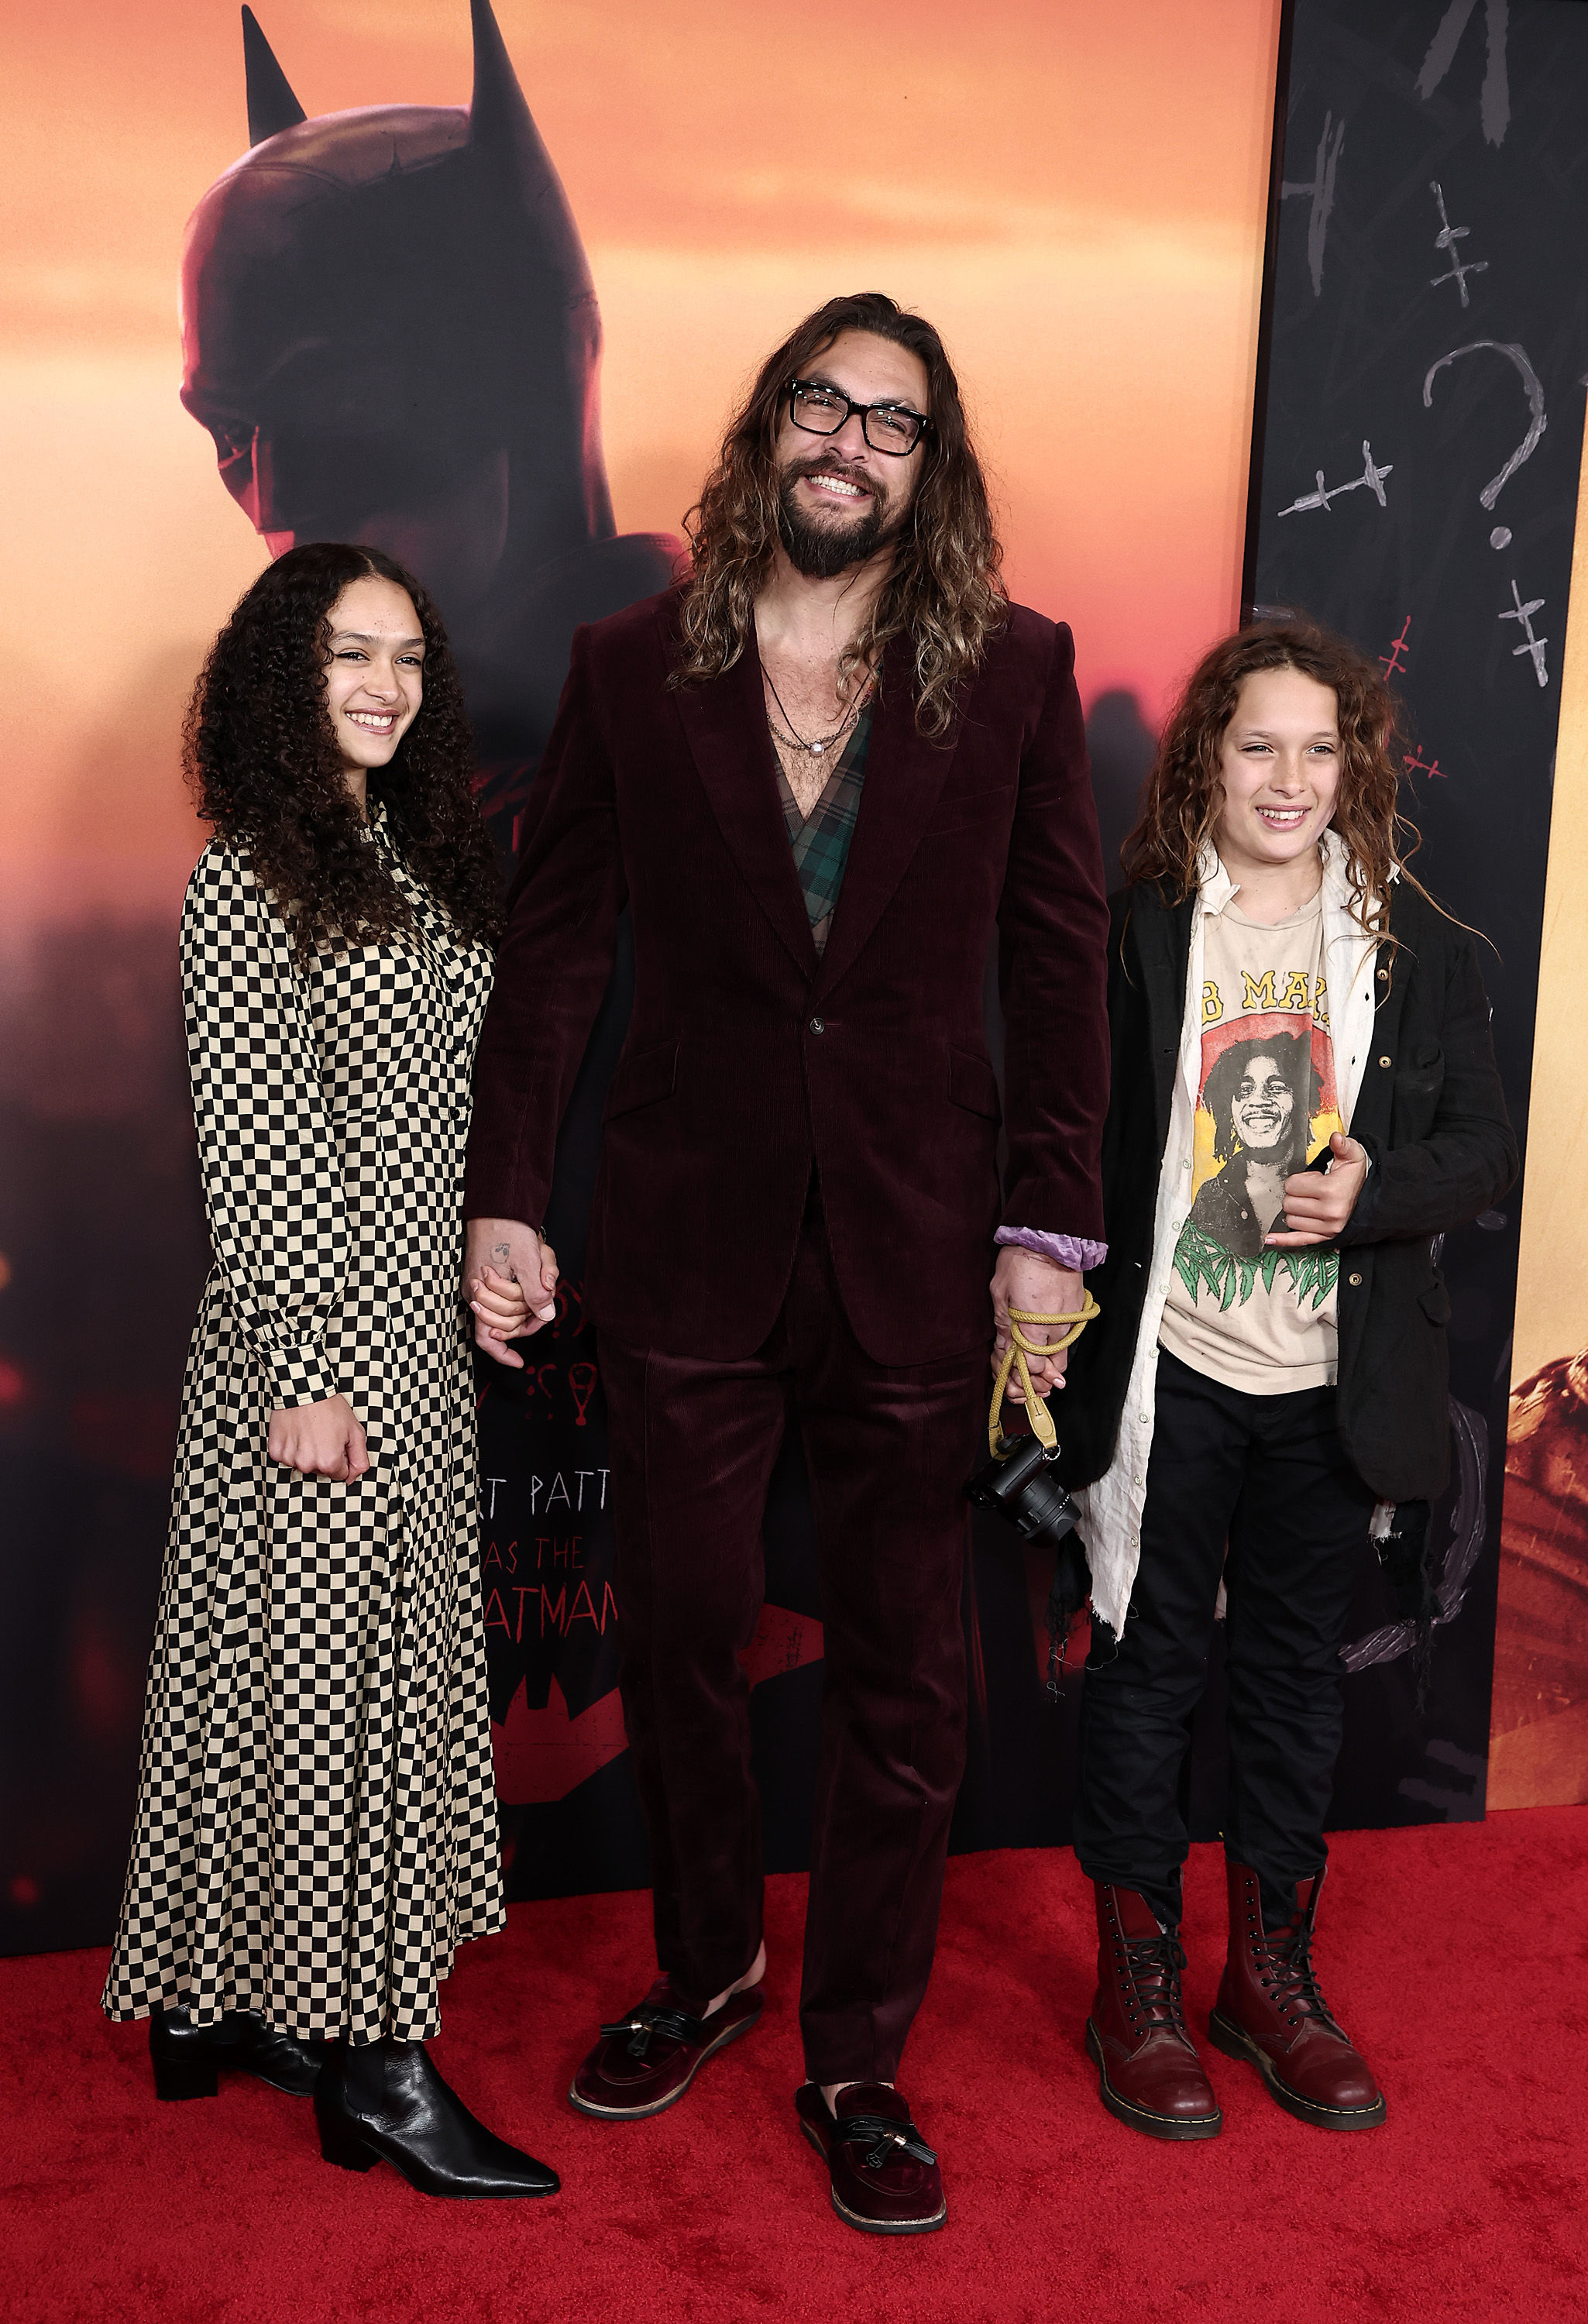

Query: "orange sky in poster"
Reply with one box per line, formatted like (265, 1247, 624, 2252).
(0, 0, 1280, 931)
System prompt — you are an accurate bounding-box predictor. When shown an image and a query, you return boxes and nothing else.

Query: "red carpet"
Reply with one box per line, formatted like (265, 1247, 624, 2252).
(3, 1810, 1585, 2324)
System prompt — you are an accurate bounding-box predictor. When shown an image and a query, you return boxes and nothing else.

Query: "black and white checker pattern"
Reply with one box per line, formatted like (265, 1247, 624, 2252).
(102, 816, 503, 2043)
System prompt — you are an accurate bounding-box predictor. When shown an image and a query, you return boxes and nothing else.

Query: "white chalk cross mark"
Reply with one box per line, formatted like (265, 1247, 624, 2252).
(1281, 112, 1347, 298)
(1429, 181, 1487, 308)
(1500, 579, 1548, 687)
(1416, 0, 1511, 150)
(1277, 441, 1394, 518)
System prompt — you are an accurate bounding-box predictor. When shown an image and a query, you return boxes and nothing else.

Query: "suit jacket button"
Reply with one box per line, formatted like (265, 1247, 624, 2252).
(1348, 1271, 1363, 1287)
(1378, 1054, 1392, 1068)
(809, 1016, 825, 1035)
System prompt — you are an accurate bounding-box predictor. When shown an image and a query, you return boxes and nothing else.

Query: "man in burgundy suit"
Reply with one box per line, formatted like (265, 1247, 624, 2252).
(464, 292, 1109, 2233)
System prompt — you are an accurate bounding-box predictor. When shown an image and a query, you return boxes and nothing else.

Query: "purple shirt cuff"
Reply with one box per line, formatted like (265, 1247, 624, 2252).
(995, 1226, 1108, 1272)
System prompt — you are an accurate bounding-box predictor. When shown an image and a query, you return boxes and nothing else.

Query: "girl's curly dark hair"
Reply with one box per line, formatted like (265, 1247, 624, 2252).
(184, 541, 502, 961)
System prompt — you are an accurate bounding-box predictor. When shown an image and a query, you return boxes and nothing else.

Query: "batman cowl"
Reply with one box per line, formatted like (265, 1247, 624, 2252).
(181, 0, 680, 838)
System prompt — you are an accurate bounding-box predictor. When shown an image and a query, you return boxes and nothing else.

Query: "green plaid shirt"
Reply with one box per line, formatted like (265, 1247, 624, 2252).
(773, 704, 873, 957)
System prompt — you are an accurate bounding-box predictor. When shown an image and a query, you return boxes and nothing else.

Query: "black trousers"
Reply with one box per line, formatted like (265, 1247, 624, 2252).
(1072, 1347, 1377, 1930)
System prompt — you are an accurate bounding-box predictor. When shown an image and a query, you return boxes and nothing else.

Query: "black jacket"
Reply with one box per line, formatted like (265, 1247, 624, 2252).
(1057, 876, 1519, 1502)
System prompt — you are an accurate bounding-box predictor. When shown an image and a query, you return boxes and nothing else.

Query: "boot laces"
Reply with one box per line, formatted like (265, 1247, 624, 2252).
(1252, 1921, 1344, 2036)
(1118, 1930, 1189, 2031)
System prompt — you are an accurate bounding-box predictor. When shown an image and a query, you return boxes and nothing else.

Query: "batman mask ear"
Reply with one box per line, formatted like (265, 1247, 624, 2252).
(242, 5, 307, 146)
(468, 0, 565, 205)
(468, 0, 596, 302)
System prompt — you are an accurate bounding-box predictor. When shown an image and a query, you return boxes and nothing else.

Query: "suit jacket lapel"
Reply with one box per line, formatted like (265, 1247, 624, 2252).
(666, 621, 816, 978)
(813, 636, 959, 998)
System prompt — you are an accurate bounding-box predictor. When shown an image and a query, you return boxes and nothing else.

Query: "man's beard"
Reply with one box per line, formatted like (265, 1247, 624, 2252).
(776, 458, 902, 579)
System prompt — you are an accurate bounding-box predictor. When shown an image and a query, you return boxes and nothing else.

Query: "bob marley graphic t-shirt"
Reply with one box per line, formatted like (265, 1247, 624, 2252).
(1158, 889, 1342, 1394)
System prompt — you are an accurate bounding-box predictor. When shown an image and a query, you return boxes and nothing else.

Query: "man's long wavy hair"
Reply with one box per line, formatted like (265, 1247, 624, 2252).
(184, 542, 502, 962)
(672, 292, 1006, 737)
(1122, 620, 1425, 933)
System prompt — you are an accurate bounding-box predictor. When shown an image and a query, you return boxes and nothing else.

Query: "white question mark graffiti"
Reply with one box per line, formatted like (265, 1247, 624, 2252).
(1422, 339, 1546, 549)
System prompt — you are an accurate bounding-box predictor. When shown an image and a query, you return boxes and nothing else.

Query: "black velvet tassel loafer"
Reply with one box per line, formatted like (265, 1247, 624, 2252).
(795, 2082, 947, 2236)
(570, 1976, 765, 2119)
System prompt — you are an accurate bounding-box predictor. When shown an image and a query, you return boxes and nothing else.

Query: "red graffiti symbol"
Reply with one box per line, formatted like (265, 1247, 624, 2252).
(492, 1676, 628, 1804)
(552, 1277, 585, 1337)
(568, 1361, 598, 1427)
(1404, 745, 1445, 780)
(1379, 614, 1411, 678)
(737, 1604, 826, 1687)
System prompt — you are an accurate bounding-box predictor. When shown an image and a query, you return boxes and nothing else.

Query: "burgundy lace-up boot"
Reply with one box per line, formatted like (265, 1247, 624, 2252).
(1208, 1861, 1386, 2130)
(1084, 1882, 1222, 2140)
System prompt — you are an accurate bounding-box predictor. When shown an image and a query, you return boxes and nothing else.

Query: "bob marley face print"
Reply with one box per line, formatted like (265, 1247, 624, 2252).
(1232, 1055, 1294, 1156)
(1161, 899, 1343, 1377)
(1204, 1033, 1316, 1179)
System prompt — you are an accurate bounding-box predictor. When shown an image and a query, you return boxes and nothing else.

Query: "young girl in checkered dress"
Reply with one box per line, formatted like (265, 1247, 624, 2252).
(102, 543, 559, 2201)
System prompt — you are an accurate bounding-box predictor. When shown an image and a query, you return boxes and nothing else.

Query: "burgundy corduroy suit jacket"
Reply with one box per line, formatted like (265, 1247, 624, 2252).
(463, 588, 1111, 1367)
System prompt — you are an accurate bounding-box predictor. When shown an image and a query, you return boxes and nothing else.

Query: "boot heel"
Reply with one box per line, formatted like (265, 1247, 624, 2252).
(152, 2053, 220, 2102)
(318, 2118, 380, 2172)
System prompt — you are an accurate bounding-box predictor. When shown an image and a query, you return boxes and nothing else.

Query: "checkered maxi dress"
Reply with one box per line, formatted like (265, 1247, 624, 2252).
(102, 812, 504, 2043)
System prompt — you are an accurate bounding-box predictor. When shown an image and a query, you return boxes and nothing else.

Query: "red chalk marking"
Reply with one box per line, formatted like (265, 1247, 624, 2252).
(1380, 614, 1411, 678)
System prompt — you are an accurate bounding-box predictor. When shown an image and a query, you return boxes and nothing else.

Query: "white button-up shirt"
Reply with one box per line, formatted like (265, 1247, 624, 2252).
(1077, 834, 1383, 1637)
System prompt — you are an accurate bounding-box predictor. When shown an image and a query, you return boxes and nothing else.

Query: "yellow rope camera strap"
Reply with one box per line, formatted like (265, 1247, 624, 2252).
(988, 1297, 1101, 1459)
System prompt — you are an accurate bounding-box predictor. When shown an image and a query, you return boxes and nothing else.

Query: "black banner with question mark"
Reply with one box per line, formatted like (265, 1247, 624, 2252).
(1242, 0, 1588, 1827)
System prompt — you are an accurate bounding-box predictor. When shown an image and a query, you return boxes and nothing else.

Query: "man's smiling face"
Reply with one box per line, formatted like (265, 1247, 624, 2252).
(772, 328, 930, 580)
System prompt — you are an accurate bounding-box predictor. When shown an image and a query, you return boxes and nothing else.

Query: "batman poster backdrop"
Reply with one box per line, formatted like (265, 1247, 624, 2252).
(7, 0, 1464, 1953)
(180, 0, 814, 1903)
(188, 2, 679, 833)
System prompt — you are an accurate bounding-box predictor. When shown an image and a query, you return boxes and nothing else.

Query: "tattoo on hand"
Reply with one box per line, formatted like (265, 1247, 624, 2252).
(490, 1240, 515, 1281)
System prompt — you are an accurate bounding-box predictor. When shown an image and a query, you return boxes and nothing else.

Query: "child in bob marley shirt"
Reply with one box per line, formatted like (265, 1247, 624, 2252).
(1057, 620, 1516, 2142)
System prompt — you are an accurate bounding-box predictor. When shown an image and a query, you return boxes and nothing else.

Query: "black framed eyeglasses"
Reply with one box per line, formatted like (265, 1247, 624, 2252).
(786, 377, 930, 456)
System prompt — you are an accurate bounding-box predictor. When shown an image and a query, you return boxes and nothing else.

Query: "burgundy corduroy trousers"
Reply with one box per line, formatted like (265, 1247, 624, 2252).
(600, 1191, 985, 2086)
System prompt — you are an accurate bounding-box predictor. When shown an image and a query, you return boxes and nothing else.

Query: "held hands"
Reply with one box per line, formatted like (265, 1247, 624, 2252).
(464, 1216, 559, 1368)
(991, 1248, 1084, 1404)
(267, 1394, 369, 1481)
(1267, 1130, 1369, 1247)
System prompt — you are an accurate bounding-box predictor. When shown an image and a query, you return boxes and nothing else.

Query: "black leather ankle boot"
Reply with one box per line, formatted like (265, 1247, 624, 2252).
(225, 2013, 328, 2095)
(149, 2006, 220, 2101)
(314, 2037, 560, 2199)
(150, 2004, 328, 2101)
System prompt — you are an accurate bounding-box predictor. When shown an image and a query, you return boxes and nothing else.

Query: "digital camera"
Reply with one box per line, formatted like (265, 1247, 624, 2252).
(965, 1428, 1083, 1548)
(966, 1428, 1092, 1695)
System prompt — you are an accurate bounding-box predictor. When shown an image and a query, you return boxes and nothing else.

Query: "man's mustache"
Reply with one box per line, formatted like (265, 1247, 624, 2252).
(786, 455, 878, 495)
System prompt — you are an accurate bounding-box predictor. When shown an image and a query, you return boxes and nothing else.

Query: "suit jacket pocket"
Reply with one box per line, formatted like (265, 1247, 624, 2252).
(947, 1044, 1002, 1121)
(603, 1039, 679, 1121)
(920, 784, 1017, 842)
